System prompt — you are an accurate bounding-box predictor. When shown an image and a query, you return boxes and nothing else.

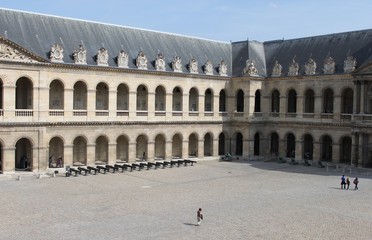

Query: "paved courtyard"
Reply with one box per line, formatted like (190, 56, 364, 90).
(0, 160, 371, 240)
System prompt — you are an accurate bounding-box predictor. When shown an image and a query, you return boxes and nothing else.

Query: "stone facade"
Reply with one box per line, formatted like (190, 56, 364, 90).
(0, 9, 372, 174)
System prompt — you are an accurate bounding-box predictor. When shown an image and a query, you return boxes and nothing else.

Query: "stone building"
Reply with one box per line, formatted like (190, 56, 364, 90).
(0, 8, 371, 173)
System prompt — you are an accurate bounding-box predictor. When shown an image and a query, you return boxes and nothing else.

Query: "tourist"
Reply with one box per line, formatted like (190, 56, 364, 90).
(197, 208, 203, 226)
(353, 177, 359, 190)
(346, 177, 350, 190)
(340, 175, 346, 189)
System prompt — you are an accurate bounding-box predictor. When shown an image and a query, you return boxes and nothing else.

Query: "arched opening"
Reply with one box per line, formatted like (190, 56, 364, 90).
(321, 135, 333, 162)
(172, 134, 182, 158)
(95, 136, 108, 164)
(286, 133, 296, 158)
(73, 81, 87, 110)
(48, 137, 64, 168)
(137, 85, 148, 111)
(236, 89, 244, 112)
(136, 135, 148, 160)
(254, 133, 260, 156)
(16, 77, 33, 109)
(271, 89, 280, 113)
(287, 89, 297, 113)
(219, 89, 226, 112)
(49, 80, 64, 109)
(155, 134, 166, 159)
(204, 133, 213, 156)
(15, 138, 32, 171)
(155, 86, 166, 111)
(73, 136, 87, 165)
(188, 133, 198, 157)
(96, 82, 109, 110)
(204, 89, 213, 112)
(235, 132, 243, 156)
(323, 88, 334, 113)
(303, 134, 314, 160)
(270, 132, 279, 156)
(218, 132, 226, 155)
(254, 90, 261, 112)
(117, 84, 129, 110)
(172, 87, 183, 111)
(341, 88, 353, 114)
(189, 88, 199, 111)
(304, 89, 315, 113)
(116, 135, 129, 162)
(340, 136, 352, 163)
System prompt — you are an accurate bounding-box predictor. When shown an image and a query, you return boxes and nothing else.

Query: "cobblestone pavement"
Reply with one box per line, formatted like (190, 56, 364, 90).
(0, 161, 371, 240)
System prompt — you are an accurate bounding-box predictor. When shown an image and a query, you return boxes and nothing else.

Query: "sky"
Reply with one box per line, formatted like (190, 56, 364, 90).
(0, 0, 371, 43)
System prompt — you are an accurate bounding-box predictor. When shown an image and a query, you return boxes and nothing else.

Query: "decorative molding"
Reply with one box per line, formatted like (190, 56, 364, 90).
(172, 56, 182, 72)
(323, 56, 335, 74)
(189, 57, 198, 74)
(155, 53, 166, 71)
(304, 58, 316, 75)
(136, 51, 148, 70)
(117, 50, 129, 68)
(73, 45, 87, 64)
(243, 59, 258, 76)
(204, 60, 213, 75)
(344, 56, 357, 73)
(0, 42, 35, 63)
(218, 60, 228, 76)
(50, 43, 64, 63)
(271, 60, 282, 77)
(288, 58, 299, 76)
(96, 47, 109, 66)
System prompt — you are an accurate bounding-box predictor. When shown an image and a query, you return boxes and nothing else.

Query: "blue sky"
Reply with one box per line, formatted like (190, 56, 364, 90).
(0, 0, 371, 42)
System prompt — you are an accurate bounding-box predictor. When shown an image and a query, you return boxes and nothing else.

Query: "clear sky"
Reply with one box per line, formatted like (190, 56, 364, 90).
(0, 0, 371, 42)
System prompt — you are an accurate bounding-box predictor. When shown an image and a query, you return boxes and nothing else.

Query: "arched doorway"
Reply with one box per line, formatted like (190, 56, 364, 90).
(218, 132, 226, 155)
(73, 136, 87, 165)
(15, 138, 33, 171)
(73, 81, 87, 110)
(189, 88, 199, 111)
(303, 134, 314, 160)
(49, 80, 64, 110)
(286, 133, 295, 158)
(96, 82, 109, 111)
(188, 133, 198, 157)
(204, 133, 213, 156)
(137, 85, 148, 111)
(95, 136, 108, 163)
(236, 90, 244, 112)
(254, 90, 261, 112)
(155, 134, 166, 159)
(254, 133, 260, 156)
(136, 134, 148, 160)
(172, 87, 183, 111)
(49, 137, 64, 168)
(340, 136, 352, 163)
(270, 132, 279, 156)
(117, 135, 129, 162)
(235, 132, 243, 156)
(155, 86, 166, 111)
(172, 134, 182, 158)
(321, 135, 333, 162)
(16, 77, 33, 110)
(204, 89, 213, 112)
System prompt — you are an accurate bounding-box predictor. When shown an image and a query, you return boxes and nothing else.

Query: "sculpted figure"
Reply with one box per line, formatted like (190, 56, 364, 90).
(117, 50, 129, 68)
(272, 60, 282, 77)
(97, 47, 109, 66)
(288, 58, 299, 76)
(73, 45, 87, 64)
(323, 56, 335, 74)
(50, 43, 64, 62)
(305, 58, 316, 75)
(189, 57, 198, 73)
(136, 51, 148, 70)
(218, 60, 228, 76)
(172, 56, 182, 72)
(155, 53, 166, 71)
(344, 56, 357, 73)
(204, 60, 213, 75)
(243, 59, 258, 76)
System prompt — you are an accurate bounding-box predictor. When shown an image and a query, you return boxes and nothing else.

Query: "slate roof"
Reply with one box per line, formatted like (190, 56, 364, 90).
(0, 8, 232, 76)
(1, 8, 372, 78)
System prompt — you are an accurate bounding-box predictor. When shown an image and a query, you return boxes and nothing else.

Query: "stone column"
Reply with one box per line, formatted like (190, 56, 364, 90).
(3, 85, 16, 120)
(358, 133, 364, 166)
(199, 94, 204, 114)
(2, 147, 16, 173)
(198, 139, 204, 159)
(279, 95, 286, 118)
(183, 93, 189, 115)
(165, 140, 172, 160)
(108, 88, 117, 119)
(279, 139, 286, 157)
(86, 143, 95, 166)
(165, 92, 172, 119)
(64, 88, 74, 118)
(353, 81, 359, 114)
(213, 94, 219, 117)
(295, 140, 303, 161)
(148, 92, 155, 119)
(245, 138, 252, 160)
(314, 95, 322, 119)
(360, 81, 366, 114)
(313, 141, 320, 162)
(147, 141, 155, 161)
(297, 95, 304, 117)
(128, 141, 136, 163)
(128, 91, 137, 118)
(87, 89, 96, 118)
(108, 142, 117, 165)
(333, 142, 340, 164)
(333, 94, 341, 120)
(213, 138, 219, 157)
(63, 144, 73, 167)
(245, 93, 252, 118)
(182, 140, 189, 159)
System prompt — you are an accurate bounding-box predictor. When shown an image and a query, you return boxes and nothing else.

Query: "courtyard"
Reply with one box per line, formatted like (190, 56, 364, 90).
(0, 160, 371, 240)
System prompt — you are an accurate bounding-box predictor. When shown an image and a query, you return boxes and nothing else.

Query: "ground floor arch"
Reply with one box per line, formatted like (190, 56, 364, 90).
(117, 135, 129, 161)
(189, 133, 198, 157)
(136, 135, 148, 160)
(172, 134, 182, 158)
(95, 136, 108, 163)
(204, 133, 213, 156)
(15, 138, 33, 171)
(49, 137, 64, 168)
(155, 134, 166, 159)
(73, 136, 87, 165)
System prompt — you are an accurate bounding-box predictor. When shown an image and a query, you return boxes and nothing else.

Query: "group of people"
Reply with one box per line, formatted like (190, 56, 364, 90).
(340, 175, 359, 190)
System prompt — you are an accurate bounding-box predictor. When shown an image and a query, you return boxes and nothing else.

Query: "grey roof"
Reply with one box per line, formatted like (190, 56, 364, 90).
(0, 8, 232, 76)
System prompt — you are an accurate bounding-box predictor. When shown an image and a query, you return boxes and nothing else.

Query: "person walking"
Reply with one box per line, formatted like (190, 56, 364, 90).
(197, 208, 203, 226)
(353, 177, 359, 190)
(340, 175, 346, 189)
(346, 177, 350, 190)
